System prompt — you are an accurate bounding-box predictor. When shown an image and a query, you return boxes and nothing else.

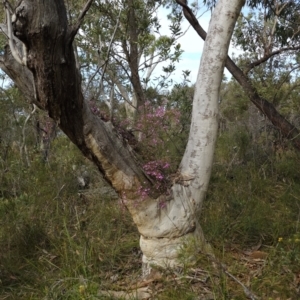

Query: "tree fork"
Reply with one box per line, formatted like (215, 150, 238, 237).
(0, 0, 243, 272)
(8, 0, 151, 194)
(2, 0, 204, 271)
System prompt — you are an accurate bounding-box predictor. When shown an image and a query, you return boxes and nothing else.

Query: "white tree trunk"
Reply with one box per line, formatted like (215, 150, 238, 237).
(1, 0, 244, 275)
(134, 0, 245, 272)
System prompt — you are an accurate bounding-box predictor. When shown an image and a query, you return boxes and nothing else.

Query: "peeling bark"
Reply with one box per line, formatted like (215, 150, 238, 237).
(0, 0, 243, 271)
(0, 1, 153, 220)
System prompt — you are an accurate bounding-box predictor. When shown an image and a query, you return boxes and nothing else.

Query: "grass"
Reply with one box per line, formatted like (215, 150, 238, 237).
(0, 190, 140, 299)
(1, 136, 300, 299)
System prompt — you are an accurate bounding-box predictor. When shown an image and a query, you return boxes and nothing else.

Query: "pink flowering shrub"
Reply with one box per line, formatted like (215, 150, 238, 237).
(88, 98, 188, 201)
(136, 101, 180, 160)
(133, 101, 182, 199)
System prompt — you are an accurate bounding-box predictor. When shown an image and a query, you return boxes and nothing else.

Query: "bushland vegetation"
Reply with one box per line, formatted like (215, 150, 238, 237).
(1, 0, 300, 299)
(1, 77, 300, 299)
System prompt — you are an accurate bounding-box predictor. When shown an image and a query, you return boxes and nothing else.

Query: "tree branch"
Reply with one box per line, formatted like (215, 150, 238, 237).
(98, 9, 122, 92)
(21, 104, 37, 166)
(84, 9, 121, 96)
(68, 0, 94, 43)
(175, 0, 300, 150)
(0, 24, 34, 103)
(244, 45, 300, 74)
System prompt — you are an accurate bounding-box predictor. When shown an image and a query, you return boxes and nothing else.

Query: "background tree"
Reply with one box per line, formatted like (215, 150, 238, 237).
(68, 0, 185, 120)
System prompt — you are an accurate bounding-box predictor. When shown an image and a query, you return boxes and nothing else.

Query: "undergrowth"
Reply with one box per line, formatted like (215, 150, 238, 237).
(0, 135, 300, 299)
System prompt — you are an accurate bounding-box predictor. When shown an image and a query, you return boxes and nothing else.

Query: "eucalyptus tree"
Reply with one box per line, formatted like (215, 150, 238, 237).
(177, 0, 300, 150)
(233, 1, 300, 116)
(0, 0, 244, 273)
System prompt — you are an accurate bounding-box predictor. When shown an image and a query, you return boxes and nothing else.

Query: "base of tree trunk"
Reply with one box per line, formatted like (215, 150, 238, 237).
(140, 223, 213, 276)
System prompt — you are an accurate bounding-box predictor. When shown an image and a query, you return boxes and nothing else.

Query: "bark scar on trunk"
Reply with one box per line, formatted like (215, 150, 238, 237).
(171, 172, 195, 186)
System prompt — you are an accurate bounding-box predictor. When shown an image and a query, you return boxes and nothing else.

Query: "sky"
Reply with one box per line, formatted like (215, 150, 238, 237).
(153, 4, 244, 85)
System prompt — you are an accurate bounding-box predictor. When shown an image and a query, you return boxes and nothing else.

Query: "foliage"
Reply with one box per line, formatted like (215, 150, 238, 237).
(108, 78, 193, 199)
(1, 0, 300, 299)
(0, 128, 140, 298)
(1, 75, 300, 298)
(69, 0, 184, 110)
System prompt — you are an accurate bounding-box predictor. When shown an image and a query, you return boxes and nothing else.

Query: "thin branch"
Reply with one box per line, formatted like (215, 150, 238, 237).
(244, 45, 300, 74)
(2, 0, 13, 14)
(266, 0, 300, 26)
(223, 268, 258, 300)
(84, 9, 121, 96)
(68, 0, 94, 43)
(114, 85, 133, 107)
(277, 0, 290, 15)
(290, 28, 300, 41)
(53, 184, 66, 201)
(73, 39, 80, 70)
(98, 9, 122, 92)
(83, 62, 105, 95)
(205, 254, 259, 300)
(145, 52, 156, 81)
(21, 104, 37, 166)
(267, 14, 278, 50)
(108, 84, 114, 121)
(108, 53, 132, 85)
(76, 0, 94, 28)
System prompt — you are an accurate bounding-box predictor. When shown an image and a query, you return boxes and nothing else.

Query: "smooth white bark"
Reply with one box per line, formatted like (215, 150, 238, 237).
(180, 0, 245, 193)
(136, 0, 245, 271)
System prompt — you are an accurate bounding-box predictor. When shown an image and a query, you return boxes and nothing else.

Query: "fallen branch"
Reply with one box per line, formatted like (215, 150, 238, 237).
(206, 254, 259, 300)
